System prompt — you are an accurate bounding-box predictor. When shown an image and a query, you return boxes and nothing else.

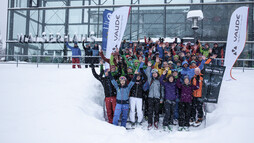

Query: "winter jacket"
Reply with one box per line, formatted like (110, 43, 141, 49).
(130, 68, 147, 98)
(145, 66, 162, 101)
(180, 60, 205, 81)
(91, 65, 116, 98)
(191, 74, 203, 98)
(82, 41, 92, 56)
(159, 74, 178, 101)
(154, 62, 172, 77)
(66, 42, 81, 58)
(176, 79, 199, 103)
(212, 46, 224, 58)
(109, 72, 137, 104)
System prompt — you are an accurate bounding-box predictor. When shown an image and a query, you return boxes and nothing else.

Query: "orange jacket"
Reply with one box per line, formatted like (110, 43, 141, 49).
(192, 74, 203, 98)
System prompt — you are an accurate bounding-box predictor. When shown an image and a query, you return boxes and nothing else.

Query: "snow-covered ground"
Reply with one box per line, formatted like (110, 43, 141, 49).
(0, 64, 253, 143)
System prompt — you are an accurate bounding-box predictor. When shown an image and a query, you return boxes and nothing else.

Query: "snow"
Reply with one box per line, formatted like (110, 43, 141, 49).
(0, 64, 254, 143)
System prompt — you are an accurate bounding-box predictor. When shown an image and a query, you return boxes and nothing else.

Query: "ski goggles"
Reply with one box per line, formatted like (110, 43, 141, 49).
(119, 76, 127, 81)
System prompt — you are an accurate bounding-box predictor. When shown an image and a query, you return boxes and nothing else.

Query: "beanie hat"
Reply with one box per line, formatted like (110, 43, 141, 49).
(190, 60, 196, 64)
(134, 59, 140, 63)
(182, 60, 189, 66)
(119, 76, 127, 81)
(168, 61, 173, 65)
(151, 69, 158, 74)
(174, 55, 179, 59)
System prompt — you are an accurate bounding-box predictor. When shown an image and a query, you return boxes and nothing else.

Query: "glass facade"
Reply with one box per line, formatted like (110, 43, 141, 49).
(5, 0, 254, 66)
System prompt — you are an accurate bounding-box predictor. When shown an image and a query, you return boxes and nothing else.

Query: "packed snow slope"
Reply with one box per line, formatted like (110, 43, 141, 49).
(0, 64, 254, 143)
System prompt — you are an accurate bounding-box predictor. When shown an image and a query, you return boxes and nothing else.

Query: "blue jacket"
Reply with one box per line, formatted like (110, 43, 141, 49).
(66, 42, 81, 57)
(156, 45, 164, 59)
(110, 73, 137, 104)
(180, 60, 205, 81)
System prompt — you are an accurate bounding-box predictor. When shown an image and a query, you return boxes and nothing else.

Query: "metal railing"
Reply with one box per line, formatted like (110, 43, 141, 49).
(0, 55, 100, 68)
(0, 55, 254, 71)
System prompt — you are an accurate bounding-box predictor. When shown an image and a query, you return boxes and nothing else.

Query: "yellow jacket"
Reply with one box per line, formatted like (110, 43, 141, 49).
(154, 62, 172, 77)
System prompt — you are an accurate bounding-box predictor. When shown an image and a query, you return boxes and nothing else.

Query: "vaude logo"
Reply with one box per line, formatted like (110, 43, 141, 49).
(232, 14, 240, 56)
(232, 46, 237, 55)
(114, 15, 120, 41)
(234, 14, 240, 42)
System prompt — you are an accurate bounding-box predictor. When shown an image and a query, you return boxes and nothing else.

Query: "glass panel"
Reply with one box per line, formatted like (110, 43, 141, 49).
(70, 0, 83, 6)
(45, 25, 65, 34)
(13, 11, 27, 39)
(45, 10, 65, 24)
(69, 9, 82, 23)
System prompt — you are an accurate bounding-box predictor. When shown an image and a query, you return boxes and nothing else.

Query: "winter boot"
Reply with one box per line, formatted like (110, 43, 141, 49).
(131, 122, 136, 128)
(137, 122, 142, 126)
(148, 124, 153, 130)
(189, 118, 195, 126)
(167, 125, 173, 131)
(194, 118, 203, 127)
(178, 126, 184, 131)
(184, 126, 189, 131)
(154, 122, 159, 129)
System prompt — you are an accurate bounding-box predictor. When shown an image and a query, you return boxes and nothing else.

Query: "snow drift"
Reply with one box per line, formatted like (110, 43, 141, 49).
(0, 64, 253, 143)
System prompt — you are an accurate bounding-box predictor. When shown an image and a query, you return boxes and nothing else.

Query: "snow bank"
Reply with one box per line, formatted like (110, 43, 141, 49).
(0, 64, 253, 143)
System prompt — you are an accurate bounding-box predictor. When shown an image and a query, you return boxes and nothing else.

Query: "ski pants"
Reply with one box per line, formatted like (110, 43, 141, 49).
(191, 97, 204, 121)
(174, 101, 179, 119)
(147, 97, 160, 125)
(129, 97, 143, 123)
(72, 58, 81, 68)
(113, 103, 129, 127)
(178, 102, 191, 127)
(105, 96, 116, 124)
(163, 100, 176, 126)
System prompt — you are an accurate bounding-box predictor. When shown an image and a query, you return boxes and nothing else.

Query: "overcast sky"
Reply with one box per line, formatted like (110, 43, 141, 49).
(0, 0, 8, 48)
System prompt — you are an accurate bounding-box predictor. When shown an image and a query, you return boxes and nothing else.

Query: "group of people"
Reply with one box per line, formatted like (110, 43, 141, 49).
(67, 37, 225, 131)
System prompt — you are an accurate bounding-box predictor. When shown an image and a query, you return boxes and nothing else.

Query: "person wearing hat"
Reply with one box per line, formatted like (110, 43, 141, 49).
(176, 75, 200, 131)
(160, 70, 179, 131)
(146, 61, 163, 130)
(90, 63, 117, 124)
(212, 43, 225, 66)
(109, 70, 139, 128)
(129, 68, 148, 127)
(189, 60, 197, 69)
(180, 56, 206, 81)
(199, 43, 210, 58)
(66, 41, 81, 68)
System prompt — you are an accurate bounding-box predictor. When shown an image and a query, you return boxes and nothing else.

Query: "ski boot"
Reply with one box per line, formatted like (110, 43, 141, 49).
(178, 126, 184, 131)
(148, 123, 153, 130)
(193, 118, 203, 127)
(154, 122, 159, 130)
(184, 126, 190, 131)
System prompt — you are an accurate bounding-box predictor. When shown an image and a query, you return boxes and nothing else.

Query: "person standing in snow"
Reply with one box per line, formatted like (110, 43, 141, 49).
(159, 71, 178, 131)
(90, 62, 117, 124)
(66, 42, 81, 68)
(109, 70, 138, 128)
(190, 68, 204, 127)
(176, 76, 199, 131)
(129, 68, 147, 127)
(146, 61, 163, 130)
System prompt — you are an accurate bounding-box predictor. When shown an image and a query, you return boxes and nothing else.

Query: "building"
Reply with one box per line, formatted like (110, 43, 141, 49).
(5, 0, 254, 66)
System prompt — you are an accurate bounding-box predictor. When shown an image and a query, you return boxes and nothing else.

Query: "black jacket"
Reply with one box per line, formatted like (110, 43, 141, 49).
(91, 65, 116, 97)
(83, 41, 92, 56)
(130, 68, 147, 98)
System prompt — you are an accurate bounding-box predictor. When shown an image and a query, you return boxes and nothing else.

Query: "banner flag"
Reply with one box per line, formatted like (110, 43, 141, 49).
(224, 6, 249, 80)
(102, 9, 113, 51)
(105, 7, 131, 69)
